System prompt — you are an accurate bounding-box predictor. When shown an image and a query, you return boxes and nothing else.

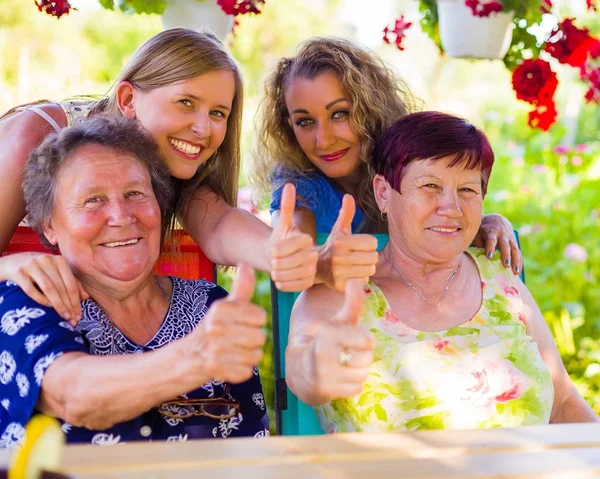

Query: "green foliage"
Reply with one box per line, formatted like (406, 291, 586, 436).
(99, 0, 168, 15)
(483, 120, 600, 413)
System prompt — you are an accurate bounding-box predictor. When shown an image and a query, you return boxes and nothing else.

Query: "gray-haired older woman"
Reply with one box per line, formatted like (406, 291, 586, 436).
(0, 116, 269, 447)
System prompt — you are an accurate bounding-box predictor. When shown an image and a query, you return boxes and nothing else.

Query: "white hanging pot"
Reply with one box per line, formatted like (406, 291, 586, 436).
(436, 0, 514, 59)
(161, 0, 235, 41)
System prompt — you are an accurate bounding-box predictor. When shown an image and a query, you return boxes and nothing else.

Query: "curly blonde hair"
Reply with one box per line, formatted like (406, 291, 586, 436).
(255, 37, 418, 232)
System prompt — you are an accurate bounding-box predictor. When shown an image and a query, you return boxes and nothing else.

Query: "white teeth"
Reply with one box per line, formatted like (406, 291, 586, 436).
(103, 239, 139, 247)
(170, 138, 201, 155)
(430, 228, 458, 233)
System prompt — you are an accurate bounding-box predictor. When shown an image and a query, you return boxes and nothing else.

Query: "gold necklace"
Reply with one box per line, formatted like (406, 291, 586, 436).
(384, 250, 461, 308)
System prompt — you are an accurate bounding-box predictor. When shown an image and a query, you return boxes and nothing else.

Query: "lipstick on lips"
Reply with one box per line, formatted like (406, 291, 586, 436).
(319, 148, 350, 162)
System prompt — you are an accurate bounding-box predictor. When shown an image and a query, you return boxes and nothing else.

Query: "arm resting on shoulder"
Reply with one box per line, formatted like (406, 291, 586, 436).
(0, 106, 66, 253)
(38, 337, 211, 430)
(516, 279, 599, 423)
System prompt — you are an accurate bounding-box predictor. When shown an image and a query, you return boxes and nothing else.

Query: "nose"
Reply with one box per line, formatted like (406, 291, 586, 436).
(106, 198, 136, 226)
(437, 190, 463, 218)
(191, 111, 211, 139)
(315, 122, 336, 150)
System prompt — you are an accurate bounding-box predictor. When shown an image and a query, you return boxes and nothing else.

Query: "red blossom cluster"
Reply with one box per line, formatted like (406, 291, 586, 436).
(587, 0, 597, 11)
(545, 19, 600, 105)
(35, 0, 71, 18)
(217, 0, 265, 16)
(383, 15, 413, 51)
(511, 59, 558, 131)
(464, 0, 503, 17)
(545, 19, 600, 68)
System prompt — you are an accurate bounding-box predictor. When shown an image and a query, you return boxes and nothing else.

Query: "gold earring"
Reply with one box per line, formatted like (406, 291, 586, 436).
(380, 211, 387, 222)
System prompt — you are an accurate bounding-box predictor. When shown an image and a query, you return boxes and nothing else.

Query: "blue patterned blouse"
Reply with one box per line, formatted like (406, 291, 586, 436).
(0, 277, 269, 447)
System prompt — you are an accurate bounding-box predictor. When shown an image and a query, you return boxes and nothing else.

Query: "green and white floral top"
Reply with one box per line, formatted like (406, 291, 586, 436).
(315, 248, 554, 432)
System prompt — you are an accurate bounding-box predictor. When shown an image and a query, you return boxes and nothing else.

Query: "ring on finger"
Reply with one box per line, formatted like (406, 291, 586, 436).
(339, 349, 352, 366)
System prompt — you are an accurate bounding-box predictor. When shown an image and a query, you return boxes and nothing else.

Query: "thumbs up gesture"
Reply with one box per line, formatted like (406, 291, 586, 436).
(189, 264, 267, 384)
(268, 183, 319, 292)
(321, 195, 379, 292)
(310, 279, 375, 401)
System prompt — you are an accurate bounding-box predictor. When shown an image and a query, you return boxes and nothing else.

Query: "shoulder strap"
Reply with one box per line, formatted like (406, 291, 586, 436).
(15, 105, 62, 133)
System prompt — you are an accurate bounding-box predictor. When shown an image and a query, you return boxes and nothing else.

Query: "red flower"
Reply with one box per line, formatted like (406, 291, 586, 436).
(587, 0, 597, 11)
(582, 67, 600, 103)
(511, 59, 558, 104)
(35, 0, 71, 18)
(383, 15, 413, 51)
(464, 0, 503, 17)
(528, 102, 558, 131)
(217, 0, 265, 16)
(545, 19, 600, 68)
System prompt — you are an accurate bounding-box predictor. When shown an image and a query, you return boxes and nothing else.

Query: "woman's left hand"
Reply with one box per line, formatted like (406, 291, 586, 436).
(473, 213, 522, 276)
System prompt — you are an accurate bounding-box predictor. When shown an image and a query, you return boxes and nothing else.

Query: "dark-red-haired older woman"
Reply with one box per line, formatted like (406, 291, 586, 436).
(286, 111, 599, 432)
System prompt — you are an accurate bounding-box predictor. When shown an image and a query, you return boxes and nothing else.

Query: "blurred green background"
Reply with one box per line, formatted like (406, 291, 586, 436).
(1, 0, 599, 430)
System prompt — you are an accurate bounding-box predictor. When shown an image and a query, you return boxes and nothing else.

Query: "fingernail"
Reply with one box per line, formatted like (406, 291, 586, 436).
(515, 266, 520, 273)
(486, 252, 493, 259)
(505, 260, 511, 266)
(63, 312, 71, 320)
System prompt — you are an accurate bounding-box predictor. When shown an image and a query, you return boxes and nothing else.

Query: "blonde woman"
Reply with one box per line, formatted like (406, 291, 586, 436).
(256, 37, 522, 290)
(0, 29, 325, 321)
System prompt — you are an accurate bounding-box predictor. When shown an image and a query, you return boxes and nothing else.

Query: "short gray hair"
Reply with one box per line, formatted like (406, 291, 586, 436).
(24, 115, 173, 250)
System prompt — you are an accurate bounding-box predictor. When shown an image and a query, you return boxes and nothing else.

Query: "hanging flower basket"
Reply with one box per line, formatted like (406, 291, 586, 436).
(437, 0, 514, 59)
(383, 0, 600, 131)
(161, 0, 235, 40)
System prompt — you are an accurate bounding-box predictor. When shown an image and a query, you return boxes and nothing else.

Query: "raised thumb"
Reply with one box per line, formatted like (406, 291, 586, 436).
(331, 194, 355, 235)
(227, 263, 256, 302)
(275, 183, 296, 233)
(334, 278, 365, 326)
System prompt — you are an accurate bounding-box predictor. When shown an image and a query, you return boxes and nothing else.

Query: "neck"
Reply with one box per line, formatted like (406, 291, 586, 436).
(81, 274, 170, 342)
(330, 168, 363, 197)
(381, 240, 463, 289)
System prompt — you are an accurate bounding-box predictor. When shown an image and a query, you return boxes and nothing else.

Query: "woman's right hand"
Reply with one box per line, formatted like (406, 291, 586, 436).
(309, 279, 375, 401)
(188, 264, 267, 384)
(0, 252, 89, 326)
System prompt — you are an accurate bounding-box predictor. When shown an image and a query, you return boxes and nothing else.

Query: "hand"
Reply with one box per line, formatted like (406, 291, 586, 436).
(473, 214, 523, 276)
(320, 195, 378, 291)
(310, 279, 375, 401)
(269, 183, 319, 292)
(189, 264, 267, 384)
(0, 252, 89, 326)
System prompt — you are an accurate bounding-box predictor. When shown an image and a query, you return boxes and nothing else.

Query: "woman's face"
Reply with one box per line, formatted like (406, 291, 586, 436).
(44, 144, 162, 289)
(378, 158, 483, 264)
(284, 72, 361, 179)
(128, 70, 236, 180)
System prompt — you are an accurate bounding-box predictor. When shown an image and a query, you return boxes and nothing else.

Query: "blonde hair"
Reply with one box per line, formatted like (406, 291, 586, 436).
(255, 37, 418, 232)
(93, 28, 243, 226)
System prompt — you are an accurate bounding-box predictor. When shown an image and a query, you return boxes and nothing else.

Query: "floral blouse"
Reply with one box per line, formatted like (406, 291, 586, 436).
(0, 277, 269, 448)
(315, 248, 554, 432)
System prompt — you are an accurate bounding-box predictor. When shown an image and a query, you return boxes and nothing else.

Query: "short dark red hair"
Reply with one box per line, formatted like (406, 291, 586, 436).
(372, 111, 494, 197)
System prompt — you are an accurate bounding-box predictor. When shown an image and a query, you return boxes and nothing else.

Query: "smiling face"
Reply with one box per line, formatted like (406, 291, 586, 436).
(43, 144, 162, 289)
(284, 72, 361, 180)
(127, 69, 235, 180)
(376, 157, 484, 264)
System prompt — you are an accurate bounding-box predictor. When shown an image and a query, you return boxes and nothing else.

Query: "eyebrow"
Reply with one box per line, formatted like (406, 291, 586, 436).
(179, 93, 231, 111)
(290, 97, 349, 116)
(415, 174, 480, 184)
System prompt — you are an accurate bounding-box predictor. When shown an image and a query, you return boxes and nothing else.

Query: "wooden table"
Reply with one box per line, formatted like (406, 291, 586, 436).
(1, 424, 599, 478)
